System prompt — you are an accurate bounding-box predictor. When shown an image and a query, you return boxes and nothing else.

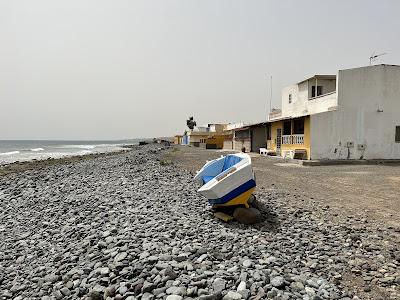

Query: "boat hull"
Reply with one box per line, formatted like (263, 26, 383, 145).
(195, 153, 256, 208)
(209, 185, 256, 208)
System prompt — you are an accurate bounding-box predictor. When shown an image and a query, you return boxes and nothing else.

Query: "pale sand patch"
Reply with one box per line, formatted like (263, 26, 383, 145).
(273, 163, 305, 168)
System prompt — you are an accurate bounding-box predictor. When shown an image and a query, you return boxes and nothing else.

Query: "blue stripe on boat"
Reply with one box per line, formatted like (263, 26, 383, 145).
(208, 179, 256, 205)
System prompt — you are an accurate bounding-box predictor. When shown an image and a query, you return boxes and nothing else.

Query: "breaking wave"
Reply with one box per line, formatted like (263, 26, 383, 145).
(0, 151, 20, 156)
(58, 145, 96, 150)
(30, 148, 44, 152)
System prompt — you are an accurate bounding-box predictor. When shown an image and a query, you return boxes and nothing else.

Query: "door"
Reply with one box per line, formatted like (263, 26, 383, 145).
(276, 128, 282, 156)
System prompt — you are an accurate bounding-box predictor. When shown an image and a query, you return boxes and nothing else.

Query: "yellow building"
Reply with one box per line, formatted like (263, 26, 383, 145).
(187, 123, 227, 149)
(174, 135, 183, 145)
(206, 135, 224, 149)
(268, 116, 310, 159)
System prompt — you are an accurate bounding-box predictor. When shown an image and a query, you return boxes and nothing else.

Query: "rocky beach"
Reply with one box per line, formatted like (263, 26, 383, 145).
(1, 145, 399, 300)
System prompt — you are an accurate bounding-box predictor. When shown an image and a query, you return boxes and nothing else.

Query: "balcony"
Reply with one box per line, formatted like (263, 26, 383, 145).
(282, 134, 304, 145)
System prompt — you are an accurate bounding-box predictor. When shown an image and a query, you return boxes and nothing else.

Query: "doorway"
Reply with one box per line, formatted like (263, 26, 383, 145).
(276, 128, 282, 156)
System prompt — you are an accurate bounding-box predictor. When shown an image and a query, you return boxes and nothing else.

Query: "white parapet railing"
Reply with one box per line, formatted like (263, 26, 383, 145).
(292, 134, 304, 144)
(282, 135, 292, 144)
(281, 134, 304, 145)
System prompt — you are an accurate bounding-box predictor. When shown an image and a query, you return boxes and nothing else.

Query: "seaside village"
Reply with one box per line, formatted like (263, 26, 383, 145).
(174, 64, 400, 161)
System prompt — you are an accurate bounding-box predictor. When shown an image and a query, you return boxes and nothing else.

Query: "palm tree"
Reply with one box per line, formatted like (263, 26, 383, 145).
(186, 116, 197, 130)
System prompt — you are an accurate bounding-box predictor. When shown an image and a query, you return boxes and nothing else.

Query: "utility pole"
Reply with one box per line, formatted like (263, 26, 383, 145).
(270, 75, 272, 113)
(266, 74, 273, 121)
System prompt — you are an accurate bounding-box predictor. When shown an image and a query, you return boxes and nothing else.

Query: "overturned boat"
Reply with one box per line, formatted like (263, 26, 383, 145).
(194, 153, 256, 209)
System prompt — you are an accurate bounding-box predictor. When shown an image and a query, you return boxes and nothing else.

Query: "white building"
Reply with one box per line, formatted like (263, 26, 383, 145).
(268, 64, 400, 160)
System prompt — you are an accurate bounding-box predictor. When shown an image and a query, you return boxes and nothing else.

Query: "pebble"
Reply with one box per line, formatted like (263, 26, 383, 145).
(242, 259, 252, 268)
(223, 291, 242, 300)
(0, 144, 397, 300)
(166, 295, 183, 300)
(271, 276, 285, 288)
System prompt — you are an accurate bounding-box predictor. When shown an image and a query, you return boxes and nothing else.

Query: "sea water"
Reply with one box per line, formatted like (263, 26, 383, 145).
(0, 140, 139, 165)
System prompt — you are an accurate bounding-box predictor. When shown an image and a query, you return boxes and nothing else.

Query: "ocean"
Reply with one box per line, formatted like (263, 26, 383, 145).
(0, 140, 140, 165)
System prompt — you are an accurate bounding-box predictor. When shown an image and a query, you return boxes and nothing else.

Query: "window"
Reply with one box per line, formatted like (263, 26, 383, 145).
(293, 118, 305, 134)
(235, 130, 250, 140)
(283, 121, 291, 135)
(288, 94, 292, 103)
(396, 126, 400, 142)
(311, 86, 323, 97)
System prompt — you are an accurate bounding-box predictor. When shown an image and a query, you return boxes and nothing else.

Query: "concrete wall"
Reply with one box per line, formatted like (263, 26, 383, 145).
(209, 124, 226, 133)
(223, 138, 233, 150)
(251, 125, 267, 153)
(307, 78, 336, 98)
(233, 128, 251, 152)
(234, 140, 251, 152)
(310, 65, 400, 159)
(281, 79, 338, 119)
(188, 133, 208, 148)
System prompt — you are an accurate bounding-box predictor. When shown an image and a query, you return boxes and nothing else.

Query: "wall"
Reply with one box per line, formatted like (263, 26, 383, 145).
(269, 117, 311, 159)
(234, 140, 251, 152)
(310, 65, 400, 159)
(233, 129, 251, 152)
(189, 133, 208, 148)
(307, 78, 336, 97)
(280, 79, 338, 119)
(206, 135, 224, 149)
(182, 134, 189, 145)
(222, 132, 233, 149)
(251, 125, 268, 153)
(174, 136, 181, 145)
(209, 124, 226, 133)
(269, 121, 282, 154)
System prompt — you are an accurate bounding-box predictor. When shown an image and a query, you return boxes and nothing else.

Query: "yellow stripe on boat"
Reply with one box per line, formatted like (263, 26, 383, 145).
(213, 187, 255, 208)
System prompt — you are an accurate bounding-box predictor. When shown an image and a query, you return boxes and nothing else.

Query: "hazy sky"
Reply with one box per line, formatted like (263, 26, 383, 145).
(1, 0, 399, 140)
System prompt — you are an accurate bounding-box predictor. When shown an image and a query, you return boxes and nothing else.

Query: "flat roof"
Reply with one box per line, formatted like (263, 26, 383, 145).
(339, 64, 400, 72)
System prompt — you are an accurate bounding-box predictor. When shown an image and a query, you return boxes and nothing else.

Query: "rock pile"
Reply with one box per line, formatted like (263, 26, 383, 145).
(0, 145, 398, 299)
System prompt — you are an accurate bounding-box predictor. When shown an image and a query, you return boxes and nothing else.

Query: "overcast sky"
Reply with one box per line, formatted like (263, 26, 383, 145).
(1, 0, 399, 140)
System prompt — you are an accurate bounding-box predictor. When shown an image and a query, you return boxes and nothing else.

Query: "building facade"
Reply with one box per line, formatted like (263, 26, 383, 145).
(187, 123, 227, 149)
(268, 64, 400, 160)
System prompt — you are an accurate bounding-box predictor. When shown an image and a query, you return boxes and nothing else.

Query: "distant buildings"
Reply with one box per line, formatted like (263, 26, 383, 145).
(175, 64, 400, 160)
(175, 124, 227, 149)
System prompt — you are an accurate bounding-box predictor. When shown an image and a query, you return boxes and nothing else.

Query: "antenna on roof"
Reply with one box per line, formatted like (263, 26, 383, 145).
(369, 51, 387, 65)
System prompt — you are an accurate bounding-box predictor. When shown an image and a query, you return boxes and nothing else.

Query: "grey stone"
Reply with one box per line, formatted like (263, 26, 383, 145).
(271, 276, 285, 288)
(212, 278, 226, 293)
(114, 252, 127, 262)
(242, 259, 252, 268)
(166, 296, 183, 300)
(222, 291, 242, 300)
(142, 281, 156, 293)
(233, 207, 262, 224)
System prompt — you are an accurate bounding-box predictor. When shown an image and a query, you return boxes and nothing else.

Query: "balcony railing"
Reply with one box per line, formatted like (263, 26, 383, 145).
(281, 134, 304, 145)
(292, 134, 304, 144)
(282, 135, 292, 144)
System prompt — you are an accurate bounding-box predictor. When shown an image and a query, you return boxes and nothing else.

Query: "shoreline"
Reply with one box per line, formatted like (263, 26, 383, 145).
(0, 145, 135, 177)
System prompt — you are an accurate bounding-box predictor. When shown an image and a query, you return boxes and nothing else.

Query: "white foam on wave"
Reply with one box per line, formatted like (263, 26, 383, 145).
(58, 145, 96, 150)
(30, 148, 44, 152)
(78, 150, 93, 155)
(0, 151, 20, 156)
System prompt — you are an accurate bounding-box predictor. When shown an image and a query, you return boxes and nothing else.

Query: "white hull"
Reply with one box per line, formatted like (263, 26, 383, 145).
(194, 153, 256, 206)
